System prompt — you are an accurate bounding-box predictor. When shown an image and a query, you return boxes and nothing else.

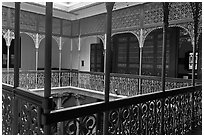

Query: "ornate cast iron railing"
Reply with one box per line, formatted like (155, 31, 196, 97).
(46, 85, 202, 135)
(2, 79, 202, 135)
(2, 70, 200, 96)
(2, 84, 44, 135)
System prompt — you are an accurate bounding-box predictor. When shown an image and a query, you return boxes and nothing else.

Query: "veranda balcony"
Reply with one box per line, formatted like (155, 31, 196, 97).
(2, 70, 202, 135)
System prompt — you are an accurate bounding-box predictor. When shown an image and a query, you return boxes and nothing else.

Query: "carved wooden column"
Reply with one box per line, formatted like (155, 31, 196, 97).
(103, 2, 114, 135)
(43, 2, 53, 134)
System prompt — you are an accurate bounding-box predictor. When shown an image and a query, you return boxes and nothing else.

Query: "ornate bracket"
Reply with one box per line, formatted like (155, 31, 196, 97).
(3, 29, 15, 47)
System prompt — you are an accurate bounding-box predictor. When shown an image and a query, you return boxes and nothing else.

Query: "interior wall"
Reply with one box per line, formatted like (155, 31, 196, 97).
(20, 33, 35, 70)
(61, 38, 71, 69)
(71, 38, 79, 70)
(38, 38, 59, 69)
(80, 37, 98, 71)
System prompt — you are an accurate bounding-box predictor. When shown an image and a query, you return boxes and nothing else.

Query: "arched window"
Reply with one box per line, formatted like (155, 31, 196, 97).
(142, 27, 193, 78)
(90, 39, 104, 72)
(112, 33, 140, 74)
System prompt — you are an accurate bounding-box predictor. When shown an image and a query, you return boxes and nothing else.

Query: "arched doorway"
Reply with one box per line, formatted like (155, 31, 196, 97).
(142, 27, 193, 78)
(90, 38, 104, 72)
(112, 33, 140, 74)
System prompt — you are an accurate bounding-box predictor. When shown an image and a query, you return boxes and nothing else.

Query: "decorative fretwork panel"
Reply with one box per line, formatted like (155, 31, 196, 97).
(20, 11, 37, 31)
(2, 90, 13, 135)
(112, 5, 141, 31)
(61, 71, 71, 86)
(164, 93, 192, 134)
(2, 7, 8, 27)
(194, 88, 202, 127)
(38, 15, 45, 33)
(108, 105, 140, 135)
(71, 71, 79, 87)
(37, 72, 45, 89)
(78, 72, 104, 92)
(10, 8, 15, 29)
(110, 75, 139, 96)
(169, 2, 193, 22)
(19, 72, 37, 89)
(18, 100, 44, 135)
(62, 114, 97, 135)
(62, 20, 71, 36)
(51, 72, 60, 87)
(52, 18, 61, 35)
(81, 14, 106, 35)
(144, 3, 163, 25)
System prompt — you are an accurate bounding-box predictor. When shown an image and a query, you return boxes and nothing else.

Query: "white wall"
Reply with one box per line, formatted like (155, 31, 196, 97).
(38, 38, 59, 69)
(20, 33, 35, 70)
(61, 38, 71, 69)
(71, 38, 80, 70)
(79, 37, 98, 71)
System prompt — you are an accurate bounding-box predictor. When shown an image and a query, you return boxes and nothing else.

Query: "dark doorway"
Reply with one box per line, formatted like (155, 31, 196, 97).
(90, 39, 104, 72)
(2, 36, 7, 68)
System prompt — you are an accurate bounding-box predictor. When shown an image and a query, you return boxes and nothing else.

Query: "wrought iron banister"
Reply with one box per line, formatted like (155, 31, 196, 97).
(2, 83, 44, 135)
(46, 85, 201, 124)
(2, 70, 201, 96)
(43, 85, 201, 135)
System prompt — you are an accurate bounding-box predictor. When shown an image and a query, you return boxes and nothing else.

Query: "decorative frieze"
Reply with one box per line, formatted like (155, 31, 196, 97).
(38, 14, 45, 33)
(20, 11, 37, 31)
(80, 14, 106, 35)
(112, 5, 141, 30)
(169, 2, 193, 22)
(10, 8, 15, 29)
(2, 7, 8, 27)
(144, 3, 163, 25)
(52, 18, 61, 35)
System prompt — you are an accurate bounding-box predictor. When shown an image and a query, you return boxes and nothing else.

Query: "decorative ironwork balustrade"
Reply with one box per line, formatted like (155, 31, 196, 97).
(2, 70, 200, 97)
(78, 71, 104, 92)
(2, 84, 44, 135)
(46, 85, 202, 135)
(2, 77, 202, 135)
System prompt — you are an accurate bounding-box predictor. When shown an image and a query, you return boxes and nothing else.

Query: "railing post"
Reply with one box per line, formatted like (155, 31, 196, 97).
(43, 2, 53, 135)
(103, 2, 114, 135)
(161, 2, 169, 135)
